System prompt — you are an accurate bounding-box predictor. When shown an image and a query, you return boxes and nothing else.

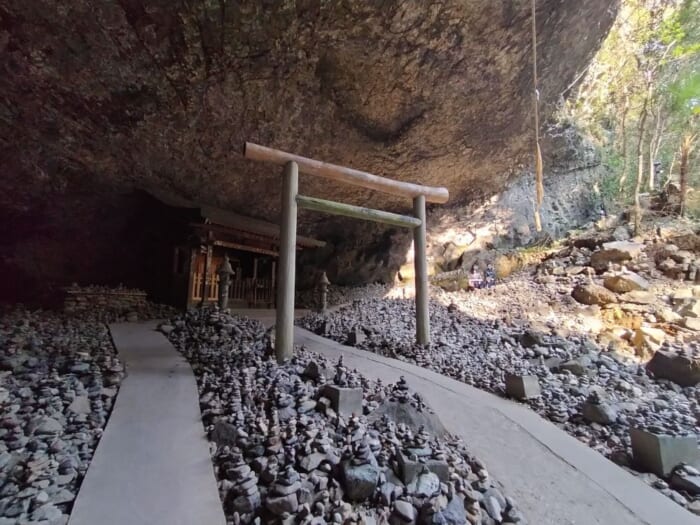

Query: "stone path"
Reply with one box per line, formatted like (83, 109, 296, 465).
(68, 322, 225, 525)
(235, 309, 697, 525)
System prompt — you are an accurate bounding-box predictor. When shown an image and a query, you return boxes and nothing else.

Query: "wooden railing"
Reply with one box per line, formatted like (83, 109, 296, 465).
(192, 274, 273, 306)
(191, 273, 220, 301)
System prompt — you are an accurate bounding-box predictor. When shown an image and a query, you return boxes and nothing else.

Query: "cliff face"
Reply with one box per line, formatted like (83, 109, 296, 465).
(0, 0, 619, 301)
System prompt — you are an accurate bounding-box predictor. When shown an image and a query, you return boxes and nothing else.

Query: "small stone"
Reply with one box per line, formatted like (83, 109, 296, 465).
(34, 417, 63, 435)
(392, 500, 417, 524)
(68, 396, 91, 415)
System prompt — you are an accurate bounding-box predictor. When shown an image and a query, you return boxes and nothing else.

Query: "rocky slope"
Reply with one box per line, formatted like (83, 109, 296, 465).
(299, 218, 700, 513)
(0, 1, 618, 301)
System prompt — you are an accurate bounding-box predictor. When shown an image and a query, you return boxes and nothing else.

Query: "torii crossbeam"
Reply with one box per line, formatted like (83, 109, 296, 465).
(243, 142, 449, 363)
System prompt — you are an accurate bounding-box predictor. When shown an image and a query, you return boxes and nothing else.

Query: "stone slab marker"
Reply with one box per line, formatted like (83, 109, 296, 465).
(505, 374, 541, 400)
(275, 161, 298, 363)
(319, 384, 363, 416)
(630, 427, 700, 477)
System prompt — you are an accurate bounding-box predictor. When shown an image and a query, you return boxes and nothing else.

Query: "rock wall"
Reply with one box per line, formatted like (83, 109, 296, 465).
(63, 286, 147, 315)
(301, 125, 608, 286)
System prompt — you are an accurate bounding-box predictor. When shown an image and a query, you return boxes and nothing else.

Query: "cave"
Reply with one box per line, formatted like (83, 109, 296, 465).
(0, 0, 619, 305)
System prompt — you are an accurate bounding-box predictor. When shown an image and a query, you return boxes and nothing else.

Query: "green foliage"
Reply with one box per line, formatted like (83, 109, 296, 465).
(568, 0, 700, 214)
(670, 71, 700, 115)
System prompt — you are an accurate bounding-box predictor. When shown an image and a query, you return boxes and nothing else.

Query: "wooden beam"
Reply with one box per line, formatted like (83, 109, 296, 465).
(244, 142, 449, 204)
(190, 221, 325, 249)
(212, 240, 278, 257)
(296, 195, 421, 228)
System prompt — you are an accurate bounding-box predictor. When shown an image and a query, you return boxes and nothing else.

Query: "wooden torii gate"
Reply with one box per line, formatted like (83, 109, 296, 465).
(244, 142, 449, 363)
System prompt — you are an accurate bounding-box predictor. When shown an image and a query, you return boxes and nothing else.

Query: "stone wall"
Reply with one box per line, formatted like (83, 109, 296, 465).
(63, 286, 147, 316)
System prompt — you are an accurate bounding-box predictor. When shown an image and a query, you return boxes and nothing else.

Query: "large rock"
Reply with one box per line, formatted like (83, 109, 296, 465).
(603, 272, 650, 293)
(646, 350, 700, 387)
(341, 462, 380, 502)
(367, 399, 447, 438)
(582, 401, 618, 425)
(590, 242, 645, 271)
(572, 283, 618, 306)
(210, 421, 238, 448)
(632, 326, 666, 356)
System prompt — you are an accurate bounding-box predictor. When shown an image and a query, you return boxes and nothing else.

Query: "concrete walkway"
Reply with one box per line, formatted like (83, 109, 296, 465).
(237, 309, 697, 525)
(69, 323, 225, 525)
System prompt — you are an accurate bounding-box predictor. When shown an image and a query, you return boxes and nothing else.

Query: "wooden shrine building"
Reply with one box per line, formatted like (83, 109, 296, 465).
(140, 191, 325, 309)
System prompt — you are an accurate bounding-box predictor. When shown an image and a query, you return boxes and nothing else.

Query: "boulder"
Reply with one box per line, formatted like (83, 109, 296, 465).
(582, 401, 618, 425)
(266, 493, 298, 515)
(685, 317, 700, 331)
(367, 399, 447, 438)
(556, 356, 592, 377)
(603, 272, 649, 293)
(678, 299, 700, 319)
(505, 374, 541, 399)
(655, 307, 682, 324)
(612, 225, 631, 241)
(33, 417, 63, 435)
(572, 283, 618, 306)
(210, 421, 238, 448)
(590, 241, 645, 271)
(159, 324, 175, 335)
(670, 467, 700, 495)
(341, 462, 380, 502)
(347, 326, 367, 346)
(632, 326, 666, 355)
(391, 500, 417, 525)
(646, 350, 700, 387)
(407, 471, 440, 497)
(318, 385, 363, 417)
(621, 290, 657, 305)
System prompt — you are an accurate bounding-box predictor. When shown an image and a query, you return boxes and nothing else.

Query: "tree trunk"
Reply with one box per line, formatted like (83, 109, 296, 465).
(633, 87, 651, 235)
(679, 134, 695, 217)
(666, 151, 677, 188)
(648, 107, 665, 191)
(618, 93, 629, 192)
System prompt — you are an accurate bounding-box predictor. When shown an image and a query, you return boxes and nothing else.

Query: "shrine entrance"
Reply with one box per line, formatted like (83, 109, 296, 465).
(243, 142, 449, 363)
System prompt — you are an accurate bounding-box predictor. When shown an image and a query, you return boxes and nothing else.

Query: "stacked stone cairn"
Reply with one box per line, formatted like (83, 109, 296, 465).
(164, 308, 526, 524)
(0, 308, 124, 524)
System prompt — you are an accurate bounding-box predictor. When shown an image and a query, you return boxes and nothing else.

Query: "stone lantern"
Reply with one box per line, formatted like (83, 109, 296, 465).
(217, 255, 235, 310)
(318, 271, 330, 313)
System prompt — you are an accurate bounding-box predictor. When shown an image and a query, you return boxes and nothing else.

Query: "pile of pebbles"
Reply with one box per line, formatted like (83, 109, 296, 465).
(299, 298, 700, 510)
(0, 308, 124, 525)
(165, 309, 525, 525)
(63, 284, 177, 324)
(296, 283, 391, 310)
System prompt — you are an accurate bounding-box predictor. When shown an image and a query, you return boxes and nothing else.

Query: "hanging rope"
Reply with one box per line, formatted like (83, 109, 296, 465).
(531, 0, 544, 232)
